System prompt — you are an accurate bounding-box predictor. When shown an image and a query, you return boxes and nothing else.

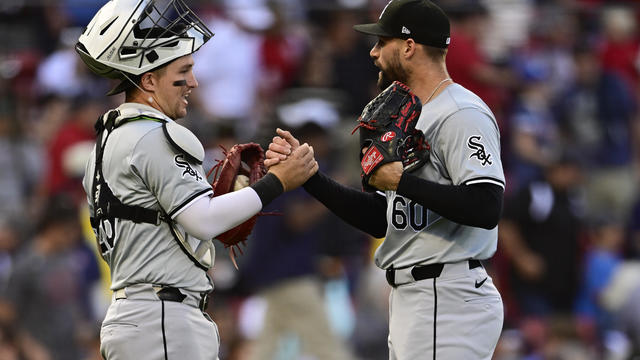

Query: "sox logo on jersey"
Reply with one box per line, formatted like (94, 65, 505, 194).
(467, 135, 492, 166)
(175, 154, 202, 180)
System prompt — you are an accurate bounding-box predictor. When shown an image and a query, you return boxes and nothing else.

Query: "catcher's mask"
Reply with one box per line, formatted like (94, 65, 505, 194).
(75, 0, 213, 92)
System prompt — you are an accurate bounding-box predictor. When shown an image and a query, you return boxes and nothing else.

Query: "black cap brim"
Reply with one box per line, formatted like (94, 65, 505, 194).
(353, 23, 394, 38)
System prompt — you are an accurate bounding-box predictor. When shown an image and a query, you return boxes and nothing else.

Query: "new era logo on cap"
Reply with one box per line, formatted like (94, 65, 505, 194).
(354, 0, 451, 49)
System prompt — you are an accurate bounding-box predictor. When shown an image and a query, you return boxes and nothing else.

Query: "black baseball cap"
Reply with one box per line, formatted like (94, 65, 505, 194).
(353, 0, 450, 49)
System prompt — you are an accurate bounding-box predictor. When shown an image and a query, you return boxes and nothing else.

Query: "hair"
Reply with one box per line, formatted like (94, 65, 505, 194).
(422, 45, 447, 63)
(123, 75, 142, 101)
(124, 65, 169, 101)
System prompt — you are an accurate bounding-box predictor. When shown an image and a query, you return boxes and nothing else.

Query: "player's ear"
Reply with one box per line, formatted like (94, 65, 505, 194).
(140, 72, 156, 92)
(404, 38, 416, 58)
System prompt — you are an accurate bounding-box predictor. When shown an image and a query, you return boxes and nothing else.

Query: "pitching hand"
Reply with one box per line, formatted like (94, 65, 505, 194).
(268, 143, 318, 191)
(362, 146, 403, 191)
(368, 161, 403, 191)
(265, 128, 301, 168)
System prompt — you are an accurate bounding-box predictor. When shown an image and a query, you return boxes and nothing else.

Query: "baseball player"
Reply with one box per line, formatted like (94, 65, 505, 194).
(267, 0, 504, 359)
(75, 1, 317, 359)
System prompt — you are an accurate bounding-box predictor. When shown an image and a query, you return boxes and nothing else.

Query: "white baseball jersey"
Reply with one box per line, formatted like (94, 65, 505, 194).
(83, 102, 214, 292)
(375, 83, 505, 269)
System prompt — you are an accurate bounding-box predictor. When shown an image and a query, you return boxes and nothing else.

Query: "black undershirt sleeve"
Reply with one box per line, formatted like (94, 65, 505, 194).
(396, 172, 504, 229)
(303, 172, 388, 238)
(250, 173, 284, 208)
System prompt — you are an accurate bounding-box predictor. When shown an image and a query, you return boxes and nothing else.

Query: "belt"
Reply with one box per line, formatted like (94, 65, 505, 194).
(385, 260, 482, 288)
(114, 285, 209, 312)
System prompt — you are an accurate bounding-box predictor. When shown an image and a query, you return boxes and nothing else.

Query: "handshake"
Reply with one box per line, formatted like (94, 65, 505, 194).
(265, 128, 318, 192)
(266, 127, 406, 192)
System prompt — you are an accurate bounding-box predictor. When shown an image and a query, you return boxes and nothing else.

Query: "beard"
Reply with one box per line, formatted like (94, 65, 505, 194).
(377, 71, 394, 91)
(377, 50, 410, 91)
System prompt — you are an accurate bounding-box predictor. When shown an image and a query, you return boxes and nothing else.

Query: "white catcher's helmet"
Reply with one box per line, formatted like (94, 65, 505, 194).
(76, 0, 212, 82)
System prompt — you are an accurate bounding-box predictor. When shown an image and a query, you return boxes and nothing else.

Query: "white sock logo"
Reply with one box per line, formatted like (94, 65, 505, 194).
(380, 0, 393, 19)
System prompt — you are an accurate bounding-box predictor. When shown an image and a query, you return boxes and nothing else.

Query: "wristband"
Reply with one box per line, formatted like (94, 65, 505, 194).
(250, 173, 284, 207)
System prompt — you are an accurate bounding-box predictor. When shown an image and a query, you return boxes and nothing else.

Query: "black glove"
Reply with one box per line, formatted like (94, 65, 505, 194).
(353, 81, 430, 191)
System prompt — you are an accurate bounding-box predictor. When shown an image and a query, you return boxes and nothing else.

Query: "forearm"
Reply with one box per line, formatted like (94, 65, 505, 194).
(396, 172, 503, 229)
(175, 187, 263, 240)
(303, 172, 388, 238)
(176, 173, 285, 240)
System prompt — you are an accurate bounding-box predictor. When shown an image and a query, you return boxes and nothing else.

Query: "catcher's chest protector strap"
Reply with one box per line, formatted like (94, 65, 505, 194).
(90, 110, 214, 270)
(90, 110, 166, 230)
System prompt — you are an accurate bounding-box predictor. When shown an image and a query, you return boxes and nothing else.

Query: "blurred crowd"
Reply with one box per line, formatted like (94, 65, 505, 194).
(1, 0, 640, 359)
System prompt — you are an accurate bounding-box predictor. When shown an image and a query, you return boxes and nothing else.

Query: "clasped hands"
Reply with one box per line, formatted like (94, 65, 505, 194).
(266, 128, 403, 191)
(265, 130, 318, 192)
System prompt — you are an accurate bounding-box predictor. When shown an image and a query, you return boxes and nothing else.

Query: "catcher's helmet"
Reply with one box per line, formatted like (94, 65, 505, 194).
(76, 0, 212, 81)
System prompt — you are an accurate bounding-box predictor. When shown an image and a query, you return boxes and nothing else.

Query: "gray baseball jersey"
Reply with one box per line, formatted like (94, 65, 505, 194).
(83, 102, 214, 293)
(375, 83, 505, 269)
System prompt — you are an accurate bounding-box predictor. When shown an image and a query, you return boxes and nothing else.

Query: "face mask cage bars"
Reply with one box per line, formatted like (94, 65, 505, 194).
(119, 0, 213, 68)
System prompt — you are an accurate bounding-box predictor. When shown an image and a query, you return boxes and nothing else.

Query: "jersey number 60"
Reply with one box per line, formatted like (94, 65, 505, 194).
(391, 196, 438, 231)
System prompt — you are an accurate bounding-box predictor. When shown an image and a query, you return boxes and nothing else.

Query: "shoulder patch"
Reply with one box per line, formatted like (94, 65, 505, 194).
(163, 122, 204, 164)
(174, 154, 202, 181)
(467, 135, 492, 166)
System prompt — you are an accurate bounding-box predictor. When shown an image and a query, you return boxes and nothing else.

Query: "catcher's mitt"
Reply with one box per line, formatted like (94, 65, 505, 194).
(352, 81, 430, 191)
(207, 143, 267, 267)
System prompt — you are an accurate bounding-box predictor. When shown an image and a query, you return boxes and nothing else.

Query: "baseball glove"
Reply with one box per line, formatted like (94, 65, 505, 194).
(352, 81, 430, 191)
(207, 143, 267, 267)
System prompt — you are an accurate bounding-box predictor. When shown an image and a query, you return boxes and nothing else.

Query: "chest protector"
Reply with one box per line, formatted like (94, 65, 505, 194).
(89, 108, 214, 270)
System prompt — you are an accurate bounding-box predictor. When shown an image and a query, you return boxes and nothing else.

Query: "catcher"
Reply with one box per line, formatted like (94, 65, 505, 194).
(266, 0, 505, 359)
(76, 1, 316, 359)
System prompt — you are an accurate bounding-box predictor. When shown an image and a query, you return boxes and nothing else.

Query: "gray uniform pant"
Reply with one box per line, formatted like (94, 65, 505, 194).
(100, 284, 219, 360)
(387, 261, 503, 360)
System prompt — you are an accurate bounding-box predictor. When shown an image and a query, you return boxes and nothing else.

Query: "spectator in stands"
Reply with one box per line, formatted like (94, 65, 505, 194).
(0, 195, 98, 360)
(499, 151, 585, 354)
